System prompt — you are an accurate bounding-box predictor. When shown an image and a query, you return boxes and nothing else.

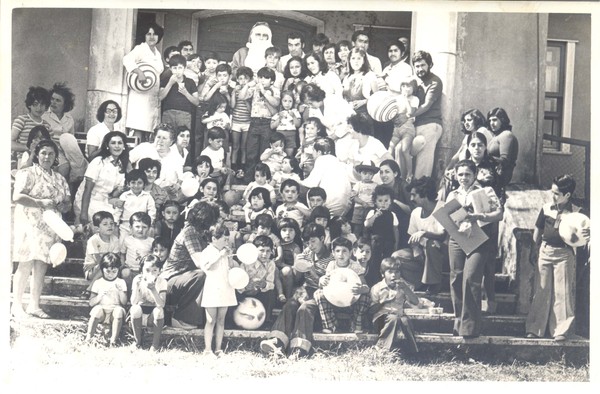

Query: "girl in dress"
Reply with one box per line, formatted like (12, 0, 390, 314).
(275, 217, 303, 300)
(282, 56, 307, 93)
(199, 223, 239, 356)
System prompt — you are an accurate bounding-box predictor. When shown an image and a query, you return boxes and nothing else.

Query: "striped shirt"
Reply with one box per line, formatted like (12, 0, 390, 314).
(232, 88, 252, 124)
(12, 114, 51, 144)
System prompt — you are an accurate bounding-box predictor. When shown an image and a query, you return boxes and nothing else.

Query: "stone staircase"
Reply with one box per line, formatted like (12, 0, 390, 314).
(10, 257, 589, 364)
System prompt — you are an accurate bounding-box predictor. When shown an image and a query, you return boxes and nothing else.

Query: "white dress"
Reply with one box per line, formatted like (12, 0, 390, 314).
(74, 156, 125, 219)
(200, 244, 238, 308)
(122, 42, 164, 132)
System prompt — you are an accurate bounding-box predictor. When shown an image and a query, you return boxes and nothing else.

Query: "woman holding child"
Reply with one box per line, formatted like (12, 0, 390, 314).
(11, 140, 72, 319)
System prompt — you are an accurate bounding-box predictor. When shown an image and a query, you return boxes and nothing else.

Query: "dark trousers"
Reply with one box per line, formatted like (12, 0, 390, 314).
(373, 313, 419, 353)
(448, 238, 489, 336)
(165, 269, 206, 327)
(269, 298, 319, 353)
(245, 118, 272, 177)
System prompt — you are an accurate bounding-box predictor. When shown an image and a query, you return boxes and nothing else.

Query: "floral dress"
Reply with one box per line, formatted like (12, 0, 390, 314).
(12, 164, 70, 263)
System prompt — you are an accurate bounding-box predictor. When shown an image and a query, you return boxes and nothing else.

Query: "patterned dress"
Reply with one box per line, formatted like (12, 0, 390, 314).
(12, 164, 71, 263)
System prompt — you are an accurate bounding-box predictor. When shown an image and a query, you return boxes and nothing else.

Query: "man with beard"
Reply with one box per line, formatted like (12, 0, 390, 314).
(277, 31, 306, 73)
(232, 22, 273, 76)
(411, 50, 443, 179)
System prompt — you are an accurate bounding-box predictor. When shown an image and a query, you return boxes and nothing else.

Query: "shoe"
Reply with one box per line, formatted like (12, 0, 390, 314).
(526, 333, 538, 339)
(26, 308, 50, 319)
(322, 327, 336, 334)
(260, 338, 282, 355)
(426, 284, 441, 295)
(214, 350, 224, 357)
(79, 290, 91, 300)
(171, 317, 197, 330)
(203, 350, 216, 358)
(554, 335, 567, 342)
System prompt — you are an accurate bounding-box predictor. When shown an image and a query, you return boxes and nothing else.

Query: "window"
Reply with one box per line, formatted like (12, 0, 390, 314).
(543, 39, 577, 153)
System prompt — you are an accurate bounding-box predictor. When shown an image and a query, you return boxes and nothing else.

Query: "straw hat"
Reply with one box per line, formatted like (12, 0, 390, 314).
(354, 160, 379, 174)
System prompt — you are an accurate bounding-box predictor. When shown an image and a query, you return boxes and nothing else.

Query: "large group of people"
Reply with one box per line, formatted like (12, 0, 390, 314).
(11, 20, 588, 358)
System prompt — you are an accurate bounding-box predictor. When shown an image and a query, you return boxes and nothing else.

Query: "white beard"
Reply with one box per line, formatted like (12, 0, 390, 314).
(245, 40, 272, 73)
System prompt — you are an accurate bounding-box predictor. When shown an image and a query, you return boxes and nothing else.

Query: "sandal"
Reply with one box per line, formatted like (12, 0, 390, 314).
(27, 308, 50, 319)
(235, 169, 245, 179)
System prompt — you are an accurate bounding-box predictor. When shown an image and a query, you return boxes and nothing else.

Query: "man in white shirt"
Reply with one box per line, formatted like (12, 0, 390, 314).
(277, 31, 306, 73)
(351, 30, 382, 75)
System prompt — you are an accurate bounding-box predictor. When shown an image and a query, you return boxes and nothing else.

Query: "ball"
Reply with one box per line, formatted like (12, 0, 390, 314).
(366, 91, 399, 122)
(126, 62, 158, 92)
(558, 212, 590, 247)
(223, 190, 242, 207)
(322, 268, 361, 308)
(233, 297, 266, 330)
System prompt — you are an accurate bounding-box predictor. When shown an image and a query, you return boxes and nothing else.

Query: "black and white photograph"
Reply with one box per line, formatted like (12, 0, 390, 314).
(2, 0, 596, 387)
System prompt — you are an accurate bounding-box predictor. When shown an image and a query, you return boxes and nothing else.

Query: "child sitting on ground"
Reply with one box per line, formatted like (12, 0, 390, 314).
(314, 237, 370, 334)
(244, 187, 275, 227)
(369, 257, 419, 353)
(272, 156, 302, 203)
(270, 90, 301, 157)
(275, 217, 304, 300)
(130, 254, 167, 351)
(114, 169, 156, 240)
(353, 236, 378, 287)
(153, 200, 183, 243)
(82, 211, 120, 298)
(86, 252, 127, 346)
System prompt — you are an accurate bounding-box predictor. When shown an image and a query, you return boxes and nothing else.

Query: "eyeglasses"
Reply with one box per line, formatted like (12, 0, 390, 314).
(105, 108, 119, 114)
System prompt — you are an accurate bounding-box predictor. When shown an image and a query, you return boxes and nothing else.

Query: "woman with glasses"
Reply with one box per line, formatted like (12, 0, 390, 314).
(86, 100, 123, 159)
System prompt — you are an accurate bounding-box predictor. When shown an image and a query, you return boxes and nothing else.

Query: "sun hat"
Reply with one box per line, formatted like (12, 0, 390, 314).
(354, 159, 379, 174)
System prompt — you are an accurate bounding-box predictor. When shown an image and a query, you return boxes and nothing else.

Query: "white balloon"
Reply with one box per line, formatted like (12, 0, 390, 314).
(42, 210, 74, 241)
(228, 267, 250, 290)
(322, 268, 361, 307)
(559, 212, 590, 248)
(236, 243, 259, 265)
(49, 243, 67, 267)
(180, 178, 200, 197)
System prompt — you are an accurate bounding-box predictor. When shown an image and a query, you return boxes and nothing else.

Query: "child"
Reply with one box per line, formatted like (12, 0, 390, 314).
(201, 93, 232, 150)
(351, 160, 379, 236)
(115, 169, 156, 240)
(306, 186, 327, 209)
(445, 160, 503, 338)
(275, 178, 311, 228)
(159, 54, 199, 130)
(308, 205, 332, 247)
(329, 216, 357, 245)
(200, 63, 232, 107)
(297, 117, 326, 176)
(130, 254, 167, 350)
(388, 77, 419, 182)
(152, 237, 172, 265)
(244, 213, 282, 263)
(323, 43, 341, 77)
(293, 81, 308, 117)
(138, 158, 169, 213)
(83, 211, 120, 298)
(184, 53, 203, 86)
(336, 40, 351, 81)
(364, 185, 400, 268)
(200, 127, 232, 188)
(196, 177, 221, 203)
(120, 212, 154, 286)
(230, 66, 254, 178)
(353, 237, 377, 287)
(314, 237, 370, 333)
(85, 252, 127, 346)
(194, 52, 220, 154)
(526, 174, 588, 341)
(238, 235, 280, 325)
(242, 162, 277, 206)
(275, 218, 303, 299)
(199, 223, 239, 356)
(187, 154, 213, 185)
(270, 91, 301, 157)
(282, 56, 307, 93)
(369, 257, 419, 352)
(243, 187, 274, 225)
(153, 200, 182, 243)
(245, 66, 280, 178)
(265, 46, 285, 92)
(259, 131, 287, 174)
(272, 156, 302, 203)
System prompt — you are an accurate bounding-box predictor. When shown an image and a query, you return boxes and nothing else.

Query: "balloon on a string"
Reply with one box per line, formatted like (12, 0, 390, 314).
(236, 243, 259, 265)
(43, 210, 74, 242)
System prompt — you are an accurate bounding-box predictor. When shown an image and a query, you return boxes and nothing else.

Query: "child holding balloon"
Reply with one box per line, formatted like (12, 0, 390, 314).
(82, 211, 120, 298)
(199, 222, 239, 356)
(525, 174, 590, 341)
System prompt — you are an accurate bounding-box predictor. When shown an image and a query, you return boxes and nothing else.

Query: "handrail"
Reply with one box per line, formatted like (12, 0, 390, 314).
(542, 133, 590, 148)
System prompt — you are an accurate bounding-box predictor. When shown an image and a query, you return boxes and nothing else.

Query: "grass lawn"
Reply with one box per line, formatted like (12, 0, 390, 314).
(5, 319, 589, 385)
